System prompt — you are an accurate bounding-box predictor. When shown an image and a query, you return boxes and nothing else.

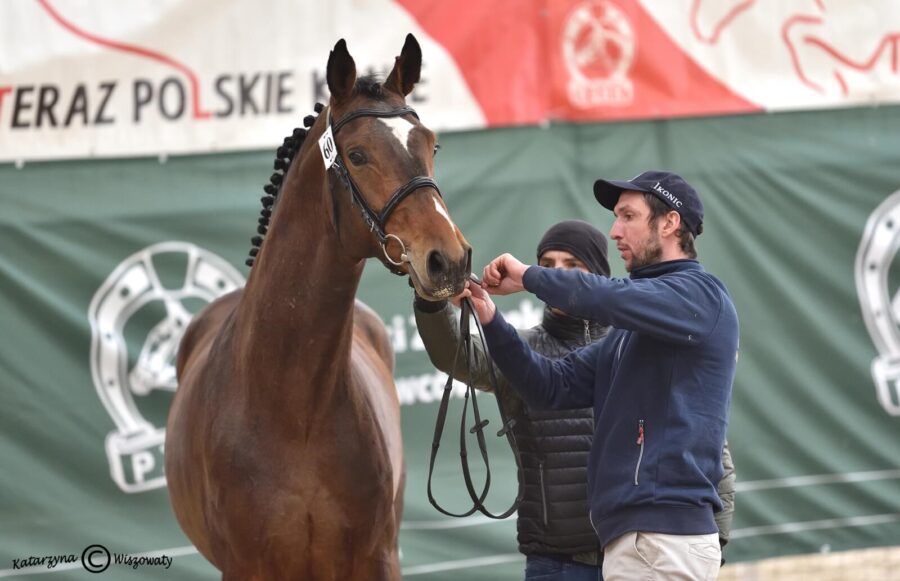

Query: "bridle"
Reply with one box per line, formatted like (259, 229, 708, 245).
(322, 104, 524, 518)
(320, 105, 442, 275)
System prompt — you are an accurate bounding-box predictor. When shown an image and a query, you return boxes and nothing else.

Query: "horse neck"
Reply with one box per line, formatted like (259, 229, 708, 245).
(234, 153, 364, 411)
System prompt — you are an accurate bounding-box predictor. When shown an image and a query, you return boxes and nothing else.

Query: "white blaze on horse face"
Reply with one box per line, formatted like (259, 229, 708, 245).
(378, 117, 414, 154)
(432, 194, 457, 232)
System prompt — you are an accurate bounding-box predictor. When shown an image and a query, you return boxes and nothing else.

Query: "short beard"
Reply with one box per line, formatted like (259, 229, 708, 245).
(629, 229, 662, 270)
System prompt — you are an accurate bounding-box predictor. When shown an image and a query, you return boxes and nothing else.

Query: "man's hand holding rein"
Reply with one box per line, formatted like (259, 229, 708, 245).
(454, 280, 497, 324)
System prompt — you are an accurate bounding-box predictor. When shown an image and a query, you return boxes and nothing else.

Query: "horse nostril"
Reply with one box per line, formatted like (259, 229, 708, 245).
(464, 247, 472, 275)
(427, 250, 449, 279)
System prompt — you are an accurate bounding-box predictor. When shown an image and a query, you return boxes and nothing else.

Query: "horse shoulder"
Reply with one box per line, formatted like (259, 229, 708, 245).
(353, 299, 394, 373)
(350, 300, 404, 504)
(176, 289, 243, 380)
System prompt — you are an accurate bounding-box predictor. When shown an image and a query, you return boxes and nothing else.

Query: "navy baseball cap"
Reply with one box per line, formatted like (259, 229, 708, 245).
(593, 170, 704, 237)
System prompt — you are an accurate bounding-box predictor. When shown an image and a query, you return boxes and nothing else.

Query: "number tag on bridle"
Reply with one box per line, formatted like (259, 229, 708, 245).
(318, 125, 338, 169)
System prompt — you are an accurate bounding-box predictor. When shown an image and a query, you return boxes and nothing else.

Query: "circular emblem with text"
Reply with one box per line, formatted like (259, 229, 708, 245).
(562, 0, 636, 108)
(88, 242, 244, 492)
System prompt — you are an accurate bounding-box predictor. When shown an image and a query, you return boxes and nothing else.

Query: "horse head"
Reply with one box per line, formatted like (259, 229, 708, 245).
(323, 34, 471, 300)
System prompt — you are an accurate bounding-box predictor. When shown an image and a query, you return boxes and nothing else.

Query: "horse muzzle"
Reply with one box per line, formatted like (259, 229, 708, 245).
(407, 246, 471, 301)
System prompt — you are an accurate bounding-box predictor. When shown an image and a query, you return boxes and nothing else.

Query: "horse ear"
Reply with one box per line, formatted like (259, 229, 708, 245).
(327, 39, 357, 103)
(384, 33, 422, 97)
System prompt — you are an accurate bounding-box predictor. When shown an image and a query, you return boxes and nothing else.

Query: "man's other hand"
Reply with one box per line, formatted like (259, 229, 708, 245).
(483, 253, 528, 296)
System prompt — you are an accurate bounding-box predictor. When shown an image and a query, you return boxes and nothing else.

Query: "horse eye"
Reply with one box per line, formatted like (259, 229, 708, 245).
(433, 143, 441, 157)
(348, 151, 367, 166)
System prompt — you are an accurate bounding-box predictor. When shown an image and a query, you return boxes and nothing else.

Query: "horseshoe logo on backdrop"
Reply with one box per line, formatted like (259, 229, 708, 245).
(855, 190, 900, 416)
(88, 242, 244, 492)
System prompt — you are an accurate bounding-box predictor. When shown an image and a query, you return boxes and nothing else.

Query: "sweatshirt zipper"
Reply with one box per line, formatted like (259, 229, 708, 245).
(538, 460, 549, 526)
(615, 335, 626, 364)
(582, 320, 591, 344)
(634, 419, 645, 486)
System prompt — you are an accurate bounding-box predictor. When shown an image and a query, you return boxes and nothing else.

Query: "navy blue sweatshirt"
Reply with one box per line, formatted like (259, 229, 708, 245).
(482, 259, 739, 548)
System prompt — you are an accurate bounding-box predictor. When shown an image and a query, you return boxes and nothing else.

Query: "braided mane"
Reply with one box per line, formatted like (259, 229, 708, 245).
(245, 102, 325, 267)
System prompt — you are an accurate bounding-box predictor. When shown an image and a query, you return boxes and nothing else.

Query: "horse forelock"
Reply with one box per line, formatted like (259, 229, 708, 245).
(353, 74, 387, 101)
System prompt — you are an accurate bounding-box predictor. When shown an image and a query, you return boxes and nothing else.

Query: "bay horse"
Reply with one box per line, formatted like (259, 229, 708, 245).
(165, 35, 471, 580)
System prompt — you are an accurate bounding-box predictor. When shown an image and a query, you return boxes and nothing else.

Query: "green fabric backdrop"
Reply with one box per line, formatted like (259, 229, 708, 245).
(2, 104, 899, 579)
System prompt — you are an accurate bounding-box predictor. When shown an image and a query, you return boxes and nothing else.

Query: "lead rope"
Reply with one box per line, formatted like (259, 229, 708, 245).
(426, 292, 525, 519)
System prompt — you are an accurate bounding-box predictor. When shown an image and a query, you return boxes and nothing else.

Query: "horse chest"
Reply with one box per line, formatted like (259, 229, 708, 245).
(220, 401, 393, 498)
(204, 415, 396, 551)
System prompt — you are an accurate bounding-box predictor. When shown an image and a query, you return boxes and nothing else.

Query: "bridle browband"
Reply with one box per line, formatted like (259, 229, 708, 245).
(325, 105, 442, 275)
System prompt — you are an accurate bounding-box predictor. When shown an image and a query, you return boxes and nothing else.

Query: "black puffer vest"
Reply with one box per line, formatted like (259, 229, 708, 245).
(513, 307, 609, 559)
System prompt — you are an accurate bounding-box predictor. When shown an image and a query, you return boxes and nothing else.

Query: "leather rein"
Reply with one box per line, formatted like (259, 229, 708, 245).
(426, 275, 525, 519)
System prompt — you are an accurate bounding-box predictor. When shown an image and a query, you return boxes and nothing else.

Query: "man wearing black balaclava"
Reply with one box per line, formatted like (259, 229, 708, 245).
(415, 220, 610, 579)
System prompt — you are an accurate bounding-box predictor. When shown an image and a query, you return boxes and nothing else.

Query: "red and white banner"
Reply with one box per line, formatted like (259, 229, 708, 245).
(1, 0, 898, 161)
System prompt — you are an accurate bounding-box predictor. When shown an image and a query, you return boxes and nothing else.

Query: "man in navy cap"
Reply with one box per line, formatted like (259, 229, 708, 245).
(456, 171, 739, 580)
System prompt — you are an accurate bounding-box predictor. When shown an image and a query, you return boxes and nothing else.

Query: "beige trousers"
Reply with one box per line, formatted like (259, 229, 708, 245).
(602, 531, 721, 581)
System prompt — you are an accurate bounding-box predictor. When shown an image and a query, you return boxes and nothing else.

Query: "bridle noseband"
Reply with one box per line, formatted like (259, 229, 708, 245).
(321, 105, 442, 275)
